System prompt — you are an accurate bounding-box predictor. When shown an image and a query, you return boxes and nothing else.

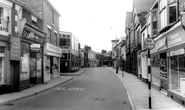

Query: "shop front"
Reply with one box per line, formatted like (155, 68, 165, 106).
(44, 42, 61, 82)
(0, 39, 10, 94)
(151, 36, 167, 91)
(20, 23, 45, 90)
(151, 22, 185, 105)
(167, 26, 185, 104)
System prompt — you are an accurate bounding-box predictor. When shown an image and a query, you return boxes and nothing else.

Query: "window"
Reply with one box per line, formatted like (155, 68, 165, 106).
(0, 5, 10, 35)
(0, 47, 4, 84)
(51, 9, 54, 25)
(169, 3, 177, 24)
(152, 10, 157, 36)
(31, 15, 37, 27)
(159, 0, 168, 30)
(32, 20, 37, 27)
(62, 34, 66, 38)
(59, 38, 70, 47)
(54, 32, 57, 45)
(47, 28, 51, 42)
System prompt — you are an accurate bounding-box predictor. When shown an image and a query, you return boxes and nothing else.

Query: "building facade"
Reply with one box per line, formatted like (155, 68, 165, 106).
(59, 31, 80, 73)
(126, 0, 185, 106)
(0, 0, 13, 94)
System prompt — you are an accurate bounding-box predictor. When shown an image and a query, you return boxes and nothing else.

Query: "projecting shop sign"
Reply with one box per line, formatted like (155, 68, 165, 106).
(144, 37, 155, 50)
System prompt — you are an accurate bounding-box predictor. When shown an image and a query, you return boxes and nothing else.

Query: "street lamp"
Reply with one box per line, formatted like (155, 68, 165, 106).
(111, 27, 118, 73)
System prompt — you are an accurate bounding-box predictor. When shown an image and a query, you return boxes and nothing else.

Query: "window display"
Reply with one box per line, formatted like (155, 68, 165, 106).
(20, 51, 29, 81)
(169, 49, 185, 96)
(0, 58, 2, 84)
(151, 54, 160, 86)
(36, 53, 41, 77)
(0, 47, 4, 84)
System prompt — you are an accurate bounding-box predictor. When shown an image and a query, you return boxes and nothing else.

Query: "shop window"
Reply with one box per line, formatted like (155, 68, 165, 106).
(169, 50, 185, 96)
(0, 47, 4, 84)
(0, 5, 10, 35)
(20, 50, 29, 81)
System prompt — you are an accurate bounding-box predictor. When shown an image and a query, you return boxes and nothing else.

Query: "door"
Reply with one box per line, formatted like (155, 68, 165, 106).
(10, 61, 20, 92)
(160, 53, 168, 91)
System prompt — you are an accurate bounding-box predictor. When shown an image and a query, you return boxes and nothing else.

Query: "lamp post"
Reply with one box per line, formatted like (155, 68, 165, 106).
(111, 27, 118, 73)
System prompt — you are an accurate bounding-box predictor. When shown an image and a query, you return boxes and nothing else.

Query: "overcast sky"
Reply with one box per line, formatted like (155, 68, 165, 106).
(49, 0, 133, 52)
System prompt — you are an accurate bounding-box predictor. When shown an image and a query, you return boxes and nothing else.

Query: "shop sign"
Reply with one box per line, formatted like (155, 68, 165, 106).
(170, 48, 184, 56)
(31, 44, 40, 51)
(155, 37, 166, 51)
(71, 49, 78, 56)
(168, 30, 185, 48)
(144, 37, 155, 50)
(47, 43, 61, 55)
(22, 29, 45, 44)
(61, 49, 69, 53)
(10, 37, 21, 60)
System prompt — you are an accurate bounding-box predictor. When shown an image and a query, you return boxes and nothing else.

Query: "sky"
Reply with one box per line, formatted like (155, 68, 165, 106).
(49, 0, 133, 53)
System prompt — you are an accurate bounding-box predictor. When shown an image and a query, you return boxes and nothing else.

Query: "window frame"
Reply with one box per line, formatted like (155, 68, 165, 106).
(168, 1, 178, 24)
(47, 28, 51, 43)
(0, 3, 11, 36)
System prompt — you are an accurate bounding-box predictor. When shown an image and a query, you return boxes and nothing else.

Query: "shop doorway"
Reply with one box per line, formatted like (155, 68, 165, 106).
(10, 61, 20, 92)
(30, 52, 42, 85)
(60, 60, 69, 72)
(160, 53, 168, 92)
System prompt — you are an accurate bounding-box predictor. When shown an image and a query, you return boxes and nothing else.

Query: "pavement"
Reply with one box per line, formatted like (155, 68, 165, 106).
(0, 68, 86, 106)
(107, 67, 185, 110)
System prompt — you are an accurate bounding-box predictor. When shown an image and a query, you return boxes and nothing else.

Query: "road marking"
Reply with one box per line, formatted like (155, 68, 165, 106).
(54, 87, 85, 91)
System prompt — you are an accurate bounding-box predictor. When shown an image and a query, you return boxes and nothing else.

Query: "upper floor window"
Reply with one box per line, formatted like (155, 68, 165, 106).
(152, 10, 157, 36)
(31, 15, 37, 27)
(59, 38, 70, 47)
(0, 5, 10, 35)
(159, 0, 168, 30)
(47, 28, 51, 42)
(54, 32, 57, 45)
(168, 0, 177, 24)
(51, 9, 54, 25)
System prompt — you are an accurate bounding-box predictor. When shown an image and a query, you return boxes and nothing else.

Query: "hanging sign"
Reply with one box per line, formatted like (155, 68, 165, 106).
(31, 44, 40, 51)
(144, 37, 155, 50)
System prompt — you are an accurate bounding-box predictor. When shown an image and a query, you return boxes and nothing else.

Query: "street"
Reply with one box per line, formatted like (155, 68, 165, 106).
(0, 67, 131, 110)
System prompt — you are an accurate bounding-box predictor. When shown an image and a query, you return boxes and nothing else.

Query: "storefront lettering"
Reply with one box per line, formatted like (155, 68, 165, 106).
(168, 33, 182, 46)
(47, 43, 61, 55)
(168, 37, 182, 46)
(156, 37, 166, 51)
(170, 49, 184, 56)
(48, 45, 60, 52)
(22, 30, 45, 44)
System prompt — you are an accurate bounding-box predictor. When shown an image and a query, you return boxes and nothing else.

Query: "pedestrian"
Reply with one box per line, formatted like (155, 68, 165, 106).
(122, 61, 124, 77)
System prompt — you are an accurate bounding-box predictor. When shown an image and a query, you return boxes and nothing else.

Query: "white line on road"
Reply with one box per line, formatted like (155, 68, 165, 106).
(54, 87, 85, 91)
